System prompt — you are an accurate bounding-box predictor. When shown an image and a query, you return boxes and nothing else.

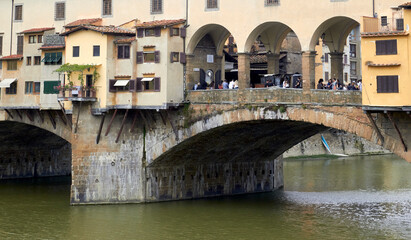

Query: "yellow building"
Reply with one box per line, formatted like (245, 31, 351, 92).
(361, 3, 411, 110)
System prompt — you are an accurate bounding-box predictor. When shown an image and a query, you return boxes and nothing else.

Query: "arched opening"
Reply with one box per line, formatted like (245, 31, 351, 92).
(146, 120, 327, 201)
(186, 24, 236, 90)
(243, 22, 303, 88)
(0, 121, 71, 179)
(310, 17, 361, 90)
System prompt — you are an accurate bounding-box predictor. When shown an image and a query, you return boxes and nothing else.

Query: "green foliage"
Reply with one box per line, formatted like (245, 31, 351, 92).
(55, 63, 99, 87)
(279, 106, 287, 113)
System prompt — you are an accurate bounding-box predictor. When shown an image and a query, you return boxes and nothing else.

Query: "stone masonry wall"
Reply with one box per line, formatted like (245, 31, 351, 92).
(0, 143, 71, 179)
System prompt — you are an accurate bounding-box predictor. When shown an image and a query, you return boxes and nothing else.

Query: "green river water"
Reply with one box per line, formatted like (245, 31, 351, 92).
(1, 154, 411, 240)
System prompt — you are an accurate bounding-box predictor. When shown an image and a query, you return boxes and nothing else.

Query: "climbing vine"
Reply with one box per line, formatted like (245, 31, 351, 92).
(55, 63, 99, 88)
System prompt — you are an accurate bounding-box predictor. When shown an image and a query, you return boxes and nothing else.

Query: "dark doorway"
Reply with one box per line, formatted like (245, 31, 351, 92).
(86, 75, 93, 97)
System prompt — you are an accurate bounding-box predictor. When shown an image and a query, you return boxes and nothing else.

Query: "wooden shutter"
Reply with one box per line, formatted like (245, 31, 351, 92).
(55, 2, 65, 20)
(180, 52, 186, 64)
(388, 40, 397, 55)
(180, 27, 186, 38)
(170, 52, 174, 63)
(109, 79, 117, 92)
(136, 51, 143, 64)
(154, 28, 161, 37)
(129, 79, 136, 92)
(389, 76, 399, 93)
(154, 51, 160, 63)
(215, 70, 221, 89)
(200, 69, 206, 87)
(169, 27, 174, 37)
(136, 78, 143, 92)
(377, 75, 399, 93)
(137, 29, 144, 38)
(17, 36, 23, 55)
(397, 19, 404, 31)
(154, 77, 160, 92)
(0, 36, 2, 56)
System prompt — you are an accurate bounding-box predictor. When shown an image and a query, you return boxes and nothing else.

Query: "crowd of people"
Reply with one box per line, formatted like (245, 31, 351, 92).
(316, 78, 362, 91)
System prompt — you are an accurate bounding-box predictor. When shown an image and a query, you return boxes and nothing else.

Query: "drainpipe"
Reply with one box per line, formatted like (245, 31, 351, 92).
(10, 0, 14, 55)
(183, 0, 189, 101)
(372, 0, 375, 17)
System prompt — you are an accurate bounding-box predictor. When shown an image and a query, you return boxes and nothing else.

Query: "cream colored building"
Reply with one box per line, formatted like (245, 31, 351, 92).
(0, 0, 409, 111)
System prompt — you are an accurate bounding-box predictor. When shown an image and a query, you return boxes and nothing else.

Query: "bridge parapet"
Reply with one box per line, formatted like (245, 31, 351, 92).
(187, 88, 362, 106)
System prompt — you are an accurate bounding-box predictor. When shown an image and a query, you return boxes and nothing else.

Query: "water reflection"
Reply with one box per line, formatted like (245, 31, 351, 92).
(0, 155, 411, 240)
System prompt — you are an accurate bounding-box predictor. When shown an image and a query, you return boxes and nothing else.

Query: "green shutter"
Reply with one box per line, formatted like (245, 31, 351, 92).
(43, 81, 60, 94)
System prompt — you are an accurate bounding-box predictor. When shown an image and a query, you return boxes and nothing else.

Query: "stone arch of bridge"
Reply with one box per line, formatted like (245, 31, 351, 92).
(0, 121, 72, 179)
(146, 105, 404, 169)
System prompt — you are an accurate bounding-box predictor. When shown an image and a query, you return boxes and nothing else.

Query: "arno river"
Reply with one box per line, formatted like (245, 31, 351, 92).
(1, 154, 411, 240)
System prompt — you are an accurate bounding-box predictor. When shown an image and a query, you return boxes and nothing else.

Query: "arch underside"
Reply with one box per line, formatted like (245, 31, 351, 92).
(149, 120, 327, 167)
(0, 121, 71, 179)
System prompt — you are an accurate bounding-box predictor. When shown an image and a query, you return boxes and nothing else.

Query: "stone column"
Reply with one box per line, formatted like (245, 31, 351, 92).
(237, 52, 250, 89)
(330, 52, 344, 82)
(302, 51, 316, 92)
(267, 53, 280, 74)
(185, 54, 195, 90)
(221, 53, 225, 81)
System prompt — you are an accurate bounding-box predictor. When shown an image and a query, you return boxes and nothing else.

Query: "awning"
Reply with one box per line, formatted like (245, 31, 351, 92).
(114, 80, 130, 87)
(141, 78, 154, 82)
(0, 78, 17, 88)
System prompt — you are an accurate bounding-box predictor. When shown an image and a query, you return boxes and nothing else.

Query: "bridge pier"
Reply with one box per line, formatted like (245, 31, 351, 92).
(302, 51, 316, 91)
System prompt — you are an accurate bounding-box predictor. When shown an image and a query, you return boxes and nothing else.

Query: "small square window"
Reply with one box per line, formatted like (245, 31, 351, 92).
(29, 35, 36, 44)
(265, 0, 279, 6)
(206, 0, 218, 9)
(37, 35, 43, 44)
(145, 29, 155, 37)
(6, 81, 17, 94)
(151, 0, 163, 14)
(26, 56, 31, 65)
(7, 60, 17, 71)
(34, 56, 41, 65)
(144, 52, 155, 62)
(117, 45, 130, 59)
(102, 0, 112, 16)
(25, 81, 33, 94)
(171, 28, 179, 36)
(171, 52, 179, 62)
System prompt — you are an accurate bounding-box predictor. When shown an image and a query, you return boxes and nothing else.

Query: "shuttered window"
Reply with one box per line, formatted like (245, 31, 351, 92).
(102, 0, 112, 16)
(55, 2, 65, 20)
(377, 76, 398, 93)
(17, 36, 23, 55)
(381, 16, 387, 26)
(206, 0, 218, 9)
(43, 81, 60, 94)
(151, 0, 162, 13)
(15, 5, 23, 21)
(7, 60, 17, 71)
(154, 77, 160, 92)
(376, 40, 397, 55)
(324, 53, 329, 63)
(6, 82, 17, 94)
(0, 36, 3, 56)
(396, 19, 404, 31)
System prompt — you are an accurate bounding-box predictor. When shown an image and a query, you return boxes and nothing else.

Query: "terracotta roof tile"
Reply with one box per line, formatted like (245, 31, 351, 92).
(115, 37, 136, 44)
(361, 31, 409, 37)
(250, 54, 267, 64)
(65, 18, 102, 28)
(400, 2, 411, 7)
(136, 19, 185, 28)
(61, 25, 135, 36)
(20, 27, 54, 34)
(0, 55, 23, 60)
(39, 45, 65, 50)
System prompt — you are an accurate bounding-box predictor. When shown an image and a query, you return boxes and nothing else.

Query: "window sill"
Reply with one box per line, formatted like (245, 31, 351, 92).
(102, 14, 113, 18)
(205, 8, 219, 12)
(150, 11, 163, 15)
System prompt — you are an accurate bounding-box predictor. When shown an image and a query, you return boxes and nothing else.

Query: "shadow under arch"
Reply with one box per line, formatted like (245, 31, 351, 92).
(187, 23, 232, 55)
(244, 22, 300, 54)
(309, 16, 360, 52)
(149, 120, 327, 168)
(0, 121, 71, 179)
